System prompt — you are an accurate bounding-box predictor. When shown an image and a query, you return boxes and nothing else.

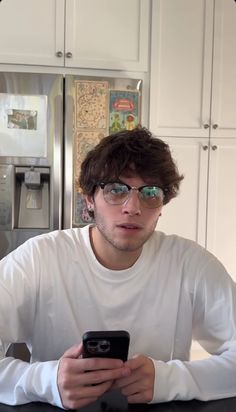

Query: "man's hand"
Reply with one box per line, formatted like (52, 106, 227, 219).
(57, 343, 131, 410)
(113, 355, 155, 404)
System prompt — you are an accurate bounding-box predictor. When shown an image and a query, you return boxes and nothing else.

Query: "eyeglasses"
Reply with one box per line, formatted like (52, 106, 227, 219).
(97, 181, 165, 209)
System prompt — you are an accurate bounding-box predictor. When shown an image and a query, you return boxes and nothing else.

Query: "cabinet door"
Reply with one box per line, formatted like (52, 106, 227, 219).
(207, 139, 236, 280)
(0, 0, 64, 66)
(156, 138, 208, 246)
(65, 0, 150, 71)
(210, 0, 236, 138)
(150, 0, 213, 137)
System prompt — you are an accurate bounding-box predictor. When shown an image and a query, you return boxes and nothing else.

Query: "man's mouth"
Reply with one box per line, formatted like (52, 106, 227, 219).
(117, 224, 142, 230)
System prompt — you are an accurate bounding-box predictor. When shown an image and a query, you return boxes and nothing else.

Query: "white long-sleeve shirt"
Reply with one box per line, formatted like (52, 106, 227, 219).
(0, 225, 236, 407)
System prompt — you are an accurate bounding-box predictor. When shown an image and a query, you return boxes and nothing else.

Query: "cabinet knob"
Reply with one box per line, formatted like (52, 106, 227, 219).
(212, 124, 218, 129)
(212, 145, 218, 151)
(202, 145, 208, 151)
(56, 51, 63, 58)
(203, 124, 210, 129)
(66, 52, 73, 58)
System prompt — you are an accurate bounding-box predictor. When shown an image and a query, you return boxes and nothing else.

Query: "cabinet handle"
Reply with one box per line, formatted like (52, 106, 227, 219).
(212, 124, 218, 129)
(56, 51, 63, 58)
(202, 145, 208, 151)
(203, 124, 210, 129)
(212, 145, 218, 151)
(66, 52, 73, 58)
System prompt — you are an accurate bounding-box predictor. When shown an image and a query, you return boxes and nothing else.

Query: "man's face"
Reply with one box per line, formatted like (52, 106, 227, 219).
(86, 175, 163, 262)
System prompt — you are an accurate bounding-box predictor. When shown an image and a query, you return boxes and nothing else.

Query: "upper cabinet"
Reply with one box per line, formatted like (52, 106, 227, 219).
(0, 0, 65, 67)
(0, 0, 150, 71)
(150, 0, 236, 138)
(65, 0, 150, 71)
(210, 0, 236, 138)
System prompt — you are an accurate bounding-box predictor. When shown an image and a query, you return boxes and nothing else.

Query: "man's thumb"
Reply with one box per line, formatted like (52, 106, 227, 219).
(61, 343, 83, 359)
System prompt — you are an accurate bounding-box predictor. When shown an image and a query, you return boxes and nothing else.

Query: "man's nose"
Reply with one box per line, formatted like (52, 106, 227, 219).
(121, 189, 141, 215)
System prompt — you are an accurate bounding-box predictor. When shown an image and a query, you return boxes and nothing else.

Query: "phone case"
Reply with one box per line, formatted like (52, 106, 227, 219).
(82, 330, 130, 362)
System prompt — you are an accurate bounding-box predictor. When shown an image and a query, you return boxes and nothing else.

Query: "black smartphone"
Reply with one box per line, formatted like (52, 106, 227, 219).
(82, 330, 130, 362)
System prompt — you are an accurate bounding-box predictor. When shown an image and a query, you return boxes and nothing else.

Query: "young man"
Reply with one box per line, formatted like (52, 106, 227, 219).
(0, 127, 236, 410)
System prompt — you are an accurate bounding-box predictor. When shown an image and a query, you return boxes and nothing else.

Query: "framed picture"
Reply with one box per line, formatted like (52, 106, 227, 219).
(109, 89, 140, 134)
(0, 93, 47, 157)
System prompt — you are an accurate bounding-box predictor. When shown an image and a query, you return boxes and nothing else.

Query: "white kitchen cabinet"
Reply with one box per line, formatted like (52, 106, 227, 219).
(210, 1, 236, 138)
(156, 140, 236, 362)
(206, 139, 236, 280)
(157, 137, 236, 282)
(65, 0, 150, 71)
(0, 0, 65, 67)
(150, 0, 236, 138)
(156, 138, 208, 247)
(0, 0, 150, 71)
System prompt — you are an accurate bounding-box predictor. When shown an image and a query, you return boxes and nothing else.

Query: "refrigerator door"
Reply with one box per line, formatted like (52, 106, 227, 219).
(0, 72, 63, 259)
(64, 75, 142, 229)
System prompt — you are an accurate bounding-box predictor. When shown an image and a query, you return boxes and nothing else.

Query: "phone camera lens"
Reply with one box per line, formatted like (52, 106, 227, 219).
(100, 344, 109, 351)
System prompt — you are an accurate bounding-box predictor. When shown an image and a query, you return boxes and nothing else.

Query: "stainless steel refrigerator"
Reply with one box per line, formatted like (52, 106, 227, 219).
(0, 72, 142, 259)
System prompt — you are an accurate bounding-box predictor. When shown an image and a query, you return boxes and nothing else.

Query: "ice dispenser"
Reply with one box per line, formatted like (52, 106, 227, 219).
(15, 166, 50, 229)
(0, 164, 14, 231)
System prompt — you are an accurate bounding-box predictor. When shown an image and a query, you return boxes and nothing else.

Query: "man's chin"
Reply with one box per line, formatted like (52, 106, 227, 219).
(111, 239, 145, 253)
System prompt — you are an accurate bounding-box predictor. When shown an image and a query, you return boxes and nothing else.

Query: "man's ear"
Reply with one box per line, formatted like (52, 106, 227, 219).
(85, 195, 94, 212)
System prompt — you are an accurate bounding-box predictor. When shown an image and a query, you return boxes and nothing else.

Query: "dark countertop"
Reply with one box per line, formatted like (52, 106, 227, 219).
(1, 396, 236, 412)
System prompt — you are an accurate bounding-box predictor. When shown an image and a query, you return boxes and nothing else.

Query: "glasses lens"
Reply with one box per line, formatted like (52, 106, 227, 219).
(103, 182, 129, 204)
(139, 186, 164, 208)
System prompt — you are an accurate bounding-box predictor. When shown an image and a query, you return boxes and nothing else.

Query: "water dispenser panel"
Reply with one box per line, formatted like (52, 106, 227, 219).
(0, 165, 13, 230)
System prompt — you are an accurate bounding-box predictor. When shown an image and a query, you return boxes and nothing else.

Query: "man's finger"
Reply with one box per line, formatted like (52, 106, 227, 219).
(61, 343, 83, 359)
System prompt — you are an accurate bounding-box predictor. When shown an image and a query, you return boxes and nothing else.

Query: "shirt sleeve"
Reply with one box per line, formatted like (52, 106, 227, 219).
(0, 241, 64, 408)
(150, 256, 236, 403)
(0, 355, 63, 407)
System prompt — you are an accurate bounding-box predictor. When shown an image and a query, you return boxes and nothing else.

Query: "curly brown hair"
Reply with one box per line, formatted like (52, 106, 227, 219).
(79, 127, 184, 205)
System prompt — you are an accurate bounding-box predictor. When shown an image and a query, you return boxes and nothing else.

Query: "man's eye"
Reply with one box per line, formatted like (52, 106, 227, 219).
(111, 187, 125, 194)
(142, 187, 158, 197)
(109, 184, 128, 194)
